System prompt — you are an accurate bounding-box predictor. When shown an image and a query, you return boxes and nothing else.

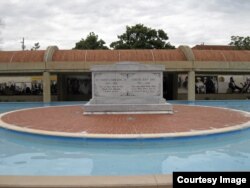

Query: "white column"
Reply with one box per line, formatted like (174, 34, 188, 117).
(43, 71, 51, 103)
(188, 70, 195, 101)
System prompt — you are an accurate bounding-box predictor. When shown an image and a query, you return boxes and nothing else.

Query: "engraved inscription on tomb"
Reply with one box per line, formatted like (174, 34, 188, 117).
(94, 72, 161, 97)
(94, 73, 127, 97)
(127, 73, 161, 96)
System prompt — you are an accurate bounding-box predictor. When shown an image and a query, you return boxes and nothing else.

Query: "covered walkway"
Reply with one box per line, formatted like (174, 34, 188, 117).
(0, 46, 250, 102)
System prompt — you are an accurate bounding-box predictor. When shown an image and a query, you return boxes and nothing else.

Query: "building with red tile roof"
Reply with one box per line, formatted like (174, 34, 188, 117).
(0, 45, 250, 102)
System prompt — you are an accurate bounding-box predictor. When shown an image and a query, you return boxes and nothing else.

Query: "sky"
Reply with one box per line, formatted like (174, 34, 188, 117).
(0, 0, 250, 51)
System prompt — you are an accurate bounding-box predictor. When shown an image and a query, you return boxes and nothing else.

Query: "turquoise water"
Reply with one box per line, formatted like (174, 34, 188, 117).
(0, 101, 250, 176)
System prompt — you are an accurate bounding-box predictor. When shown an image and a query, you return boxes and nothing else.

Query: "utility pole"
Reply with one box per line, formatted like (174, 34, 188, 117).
(21, 37, 25, 50)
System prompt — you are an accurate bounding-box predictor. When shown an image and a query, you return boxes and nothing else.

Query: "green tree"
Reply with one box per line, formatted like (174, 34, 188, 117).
(74, 32, 108, 49)
(110, 24, 175, 49)
(229, 36, 250, 50)
(31, 42, 40, 50)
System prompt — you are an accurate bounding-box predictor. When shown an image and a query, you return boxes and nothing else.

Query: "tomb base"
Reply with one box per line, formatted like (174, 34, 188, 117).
(84, 97, 173, 115)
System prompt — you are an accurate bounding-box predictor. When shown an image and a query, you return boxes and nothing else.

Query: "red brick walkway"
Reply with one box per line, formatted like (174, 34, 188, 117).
(1, 105, 250, 135)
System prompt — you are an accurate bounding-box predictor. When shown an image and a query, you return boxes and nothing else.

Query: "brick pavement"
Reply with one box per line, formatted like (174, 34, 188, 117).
(1, 105, 250, 134)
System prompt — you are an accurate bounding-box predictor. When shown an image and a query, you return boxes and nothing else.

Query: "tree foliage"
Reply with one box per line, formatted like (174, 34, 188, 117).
(110, 24, 175, 49)
(31, 42, 40, 50)
(229, 36, 250, 50)
(74, 32, 108, 50)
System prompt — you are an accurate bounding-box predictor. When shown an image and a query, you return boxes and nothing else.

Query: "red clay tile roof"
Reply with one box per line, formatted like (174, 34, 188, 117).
(0, 49, 250, 63)
(52, 49, 186, 62)
(0, 51, 45, 63)
(193, 50, 250, 61)
(192, 45, 235, 50)
(150, 50, 187, 61)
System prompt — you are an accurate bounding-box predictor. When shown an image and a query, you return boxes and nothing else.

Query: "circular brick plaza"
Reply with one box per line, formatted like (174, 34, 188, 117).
(0, 105, 250, 138)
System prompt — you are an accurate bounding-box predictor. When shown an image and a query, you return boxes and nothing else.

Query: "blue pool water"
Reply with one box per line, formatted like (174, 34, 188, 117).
(0, 100, 250, 176)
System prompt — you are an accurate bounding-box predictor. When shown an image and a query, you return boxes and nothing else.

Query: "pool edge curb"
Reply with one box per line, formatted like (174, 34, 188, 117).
(0, 175, 172, 188)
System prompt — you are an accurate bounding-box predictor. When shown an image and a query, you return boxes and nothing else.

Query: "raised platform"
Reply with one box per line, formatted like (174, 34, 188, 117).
(0, 105, 250, 139)
(84, 97, 173, 114)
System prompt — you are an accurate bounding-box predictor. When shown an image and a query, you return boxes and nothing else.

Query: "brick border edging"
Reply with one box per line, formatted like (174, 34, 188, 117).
(0, 105, 250, 139)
